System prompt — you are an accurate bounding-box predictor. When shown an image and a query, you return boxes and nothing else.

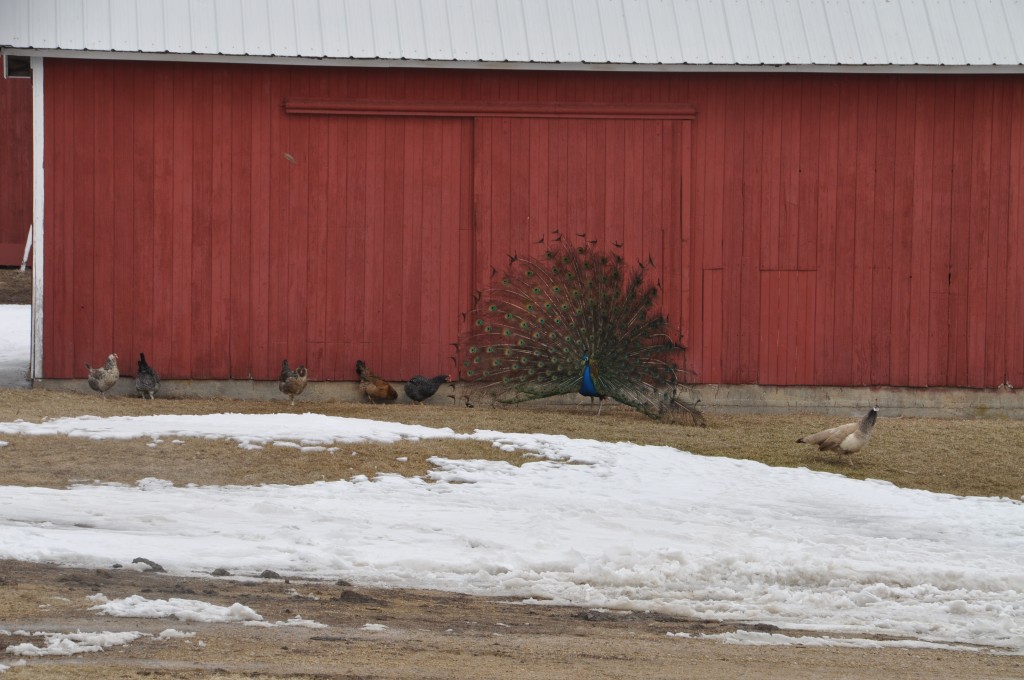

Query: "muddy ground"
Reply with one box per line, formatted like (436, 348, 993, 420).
(1, 269, 1023, 678)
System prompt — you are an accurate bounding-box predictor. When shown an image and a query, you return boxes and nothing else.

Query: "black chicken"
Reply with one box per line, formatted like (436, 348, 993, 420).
(279, 359, 309, 406)
(135, 353, 160, 400)
(404, 374, 451, 405)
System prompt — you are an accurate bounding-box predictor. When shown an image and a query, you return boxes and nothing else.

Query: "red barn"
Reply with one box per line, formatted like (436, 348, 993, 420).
(2, 0, 1023, 414)
(0, 63, 31, 265)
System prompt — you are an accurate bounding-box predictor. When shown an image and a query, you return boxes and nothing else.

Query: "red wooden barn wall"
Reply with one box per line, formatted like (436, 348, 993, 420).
(0, 74, 32, 265)
(42, 59, 1024, 389)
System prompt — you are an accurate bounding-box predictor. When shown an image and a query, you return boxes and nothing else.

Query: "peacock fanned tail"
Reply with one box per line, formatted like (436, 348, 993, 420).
(461, 243, 704, 425)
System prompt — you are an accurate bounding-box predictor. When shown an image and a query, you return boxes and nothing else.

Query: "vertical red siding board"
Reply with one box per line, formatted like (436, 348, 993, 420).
(71, 63, 97, 372)
(322, 116, 347, 378)
(509, 118, 532, 259)
(779, 78, 802, 270)
(760, 80, 783, 271)
(378, 118, 405, 376)
(908, 80, 935, 386)
(756, 271, 771, 383)
(870, 79, 897, 386)
(702, 269, 722, 383)
(248, 71, 272, 379)
(1007, 84, 1024, 387)
(304, 107, 330, 378)
(983, 80, 1011, 386)
(948, 81, 975, 386)
(643, 120, 664, 263)
(457, 120, 476, 359)
(285, 103, 311, 370)
(190, 68, 214, 377)
(737, 79, 763, 382)
(889, 79, 916, 386)
(798, 81, 821, 271)
(265, 71, 289, 374)
(603, 120, 626, 253)
(148, 65, 175, 377)
(342, 118, 368, 377)
(0, 74, 32, 260)
(967, 79, 994, 387)
(585, 119, 606, 244)
(528, 119, 551, 254)
(721, 85, 745, 383)
(131, 65, 157, 374)
(91, 64, 116, 360)
(422, 119, 450, 373)
(111, 66, 136, 368)
(703, 82, 724, 270)
(170, 66, 195, 376)
(402, 120, 426, 377)
(688, 78, 708, 378)
(472, 119, 494, 301)
(228, 67, 254, 378)
(851, 81, 878, 384)
(621, 120, 644, 262)
(831, 83, 860, 385)
(813, 78, 840, 385)
(486, 118, 511, 279)
(928, 80, 955, 386)
(207, 67, 232, 378)
(662, 121, 685, 347)
(566, 121, 588, 242)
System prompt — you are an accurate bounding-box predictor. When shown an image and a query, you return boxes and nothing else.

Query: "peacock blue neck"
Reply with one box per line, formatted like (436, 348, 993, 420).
(580, 362, 599, 397)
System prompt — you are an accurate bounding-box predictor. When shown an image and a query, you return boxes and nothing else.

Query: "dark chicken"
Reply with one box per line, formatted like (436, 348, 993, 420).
(403, 374, 451, 404)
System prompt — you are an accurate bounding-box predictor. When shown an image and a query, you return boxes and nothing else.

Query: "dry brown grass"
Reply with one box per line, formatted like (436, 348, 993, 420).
(0, 266, 32, 305)
(1, 387, 1022, 499)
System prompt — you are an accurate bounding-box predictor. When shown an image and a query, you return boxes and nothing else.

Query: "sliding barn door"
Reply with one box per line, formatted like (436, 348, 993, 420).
(472, 116, 693, 356)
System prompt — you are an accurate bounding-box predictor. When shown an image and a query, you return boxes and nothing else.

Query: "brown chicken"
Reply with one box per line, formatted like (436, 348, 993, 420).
(279, 359, 309, 406)
(797, 408, 879, 463)
(85, 353, 119, 398)
(356, 359, 397, 403)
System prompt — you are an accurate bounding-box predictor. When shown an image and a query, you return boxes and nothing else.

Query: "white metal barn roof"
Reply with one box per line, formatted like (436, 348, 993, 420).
(2, 0, 1024, 71)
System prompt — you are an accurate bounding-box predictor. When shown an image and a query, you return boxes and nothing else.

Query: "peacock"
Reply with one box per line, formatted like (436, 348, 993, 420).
(460, 243, 703, 424)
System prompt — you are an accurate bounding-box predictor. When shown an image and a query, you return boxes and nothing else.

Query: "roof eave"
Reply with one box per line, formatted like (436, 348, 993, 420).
(3, 48, 1024, 75)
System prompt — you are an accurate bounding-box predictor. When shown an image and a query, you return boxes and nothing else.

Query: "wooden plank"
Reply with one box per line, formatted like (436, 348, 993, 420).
(831, 80, 859, 385)
(928, 78, 955, 386)
(720, 82, 745, 382)
(208, 65, 233, 379)
(418, 119, 444, 373)
(984, 78, 1012, 387)
(228, 65, 253, 379)
(189, 65, 214, 377)
(967, 78, 994, 387)
(377, 117, 403, 377)
(1007, 81, 1024, 388)
(778, 77, 801, 270)
(110, 64, 136, 371)
(797, 80, 821, 271)
(72, 62, 96, 372)
(870, 78, 896, 386)
(813, 76, 840, 385)
(170, 65, 194, 377)
(908, 78, 934, 386)
(889, 77, 916, 387)
(702, 268, 723, 383)
(304, 78, 330, 380)
(400, 118, 425, 377)
(948, 80, 975, 386)
(248, 69, 272, 380)
(91, 62, 117, 361)
(284, 75, 310, 372)
(759, 78, 782, 271)
(851, 80, 877, 384)
(528, 118, 552, 254)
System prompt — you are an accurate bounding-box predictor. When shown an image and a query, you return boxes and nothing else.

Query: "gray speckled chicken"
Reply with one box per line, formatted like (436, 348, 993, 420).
(85, 353, 119, 398)
(279, 359, 309, 406)
(135, 353, 160, 400)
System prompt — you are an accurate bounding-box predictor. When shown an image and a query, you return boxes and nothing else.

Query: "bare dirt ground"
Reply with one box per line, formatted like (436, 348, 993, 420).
(2, 270, 1023, 678)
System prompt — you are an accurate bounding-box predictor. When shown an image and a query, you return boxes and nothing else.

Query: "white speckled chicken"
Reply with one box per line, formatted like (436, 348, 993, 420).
(85, 353, 119, 398)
